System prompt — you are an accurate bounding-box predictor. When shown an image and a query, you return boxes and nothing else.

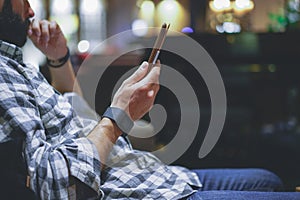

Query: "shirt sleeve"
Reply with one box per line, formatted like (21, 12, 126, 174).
(0, 71, 102, 199)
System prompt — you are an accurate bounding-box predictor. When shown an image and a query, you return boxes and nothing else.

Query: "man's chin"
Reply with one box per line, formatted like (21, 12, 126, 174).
(0, 11, 31, 47)
(17, 37, 27, 47)
(3, 24, 29, 47)
(3, 36, 27, 47)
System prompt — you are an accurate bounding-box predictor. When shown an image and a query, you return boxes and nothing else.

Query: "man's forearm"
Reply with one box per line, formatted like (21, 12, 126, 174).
(49, 59, 83, 95)
(87, 118, 122, 169)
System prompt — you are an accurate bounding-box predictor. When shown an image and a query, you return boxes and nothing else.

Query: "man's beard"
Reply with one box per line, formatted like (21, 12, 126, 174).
(0, 0, 30, 47)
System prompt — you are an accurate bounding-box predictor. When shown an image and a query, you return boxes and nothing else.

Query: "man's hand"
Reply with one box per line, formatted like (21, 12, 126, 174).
(88, 62, 160, 167)
(28, 19, 68, 60)
(28, 19, 82, 95)
(111, 61, 160, 121)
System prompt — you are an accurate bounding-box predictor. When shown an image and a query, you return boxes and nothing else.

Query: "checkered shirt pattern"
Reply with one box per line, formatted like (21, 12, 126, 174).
(0, 40, 202, 199)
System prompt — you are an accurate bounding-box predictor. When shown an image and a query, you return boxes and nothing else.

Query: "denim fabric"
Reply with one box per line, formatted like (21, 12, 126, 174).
(188, 191, 300, 200)
(188, 168, 300, 200)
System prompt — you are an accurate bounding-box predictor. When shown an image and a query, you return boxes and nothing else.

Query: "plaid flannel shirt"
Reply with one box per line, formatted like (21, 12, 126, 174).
(0, 40, 201, 199)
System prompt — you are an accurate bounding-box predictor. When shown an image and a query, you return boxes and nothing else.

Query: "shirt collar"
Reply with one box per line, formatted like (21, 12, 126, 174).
(0, 40, 23, 64)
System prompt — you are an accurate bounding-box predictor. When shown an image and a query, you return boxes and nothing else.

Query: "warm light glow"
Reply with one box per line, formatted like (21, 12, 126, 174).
(141, 0, 155, 11)
(156, 0, 189, 31)
(51, 15, 79, 36)
(209, 0, 255, 33)
(214, 0, 231, 10)
(235, 0, 250, 9)
(234, 0, 254, 12)
(209, 0, 254, 13)
(162, 0, 177, 11)
(132, 19, 148, 37)
(139, 0, 155, 26)
(52, 0, 73, 15)
(81, 0, 101, 15)
(78, 40, 90, 53)
(209, 0, 231, 12)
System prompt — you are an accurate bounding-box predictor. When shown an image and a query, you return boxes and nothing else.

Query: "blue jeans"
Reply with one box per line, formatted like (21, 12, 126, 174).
(187, 168, 300, 200)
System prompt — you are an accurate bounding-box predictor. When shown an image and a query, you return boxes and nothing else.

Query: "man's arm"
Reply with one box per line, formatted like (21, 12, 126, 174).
(48, 59, 83, 95)
(28, 19, 160, 167)
(28, 20, 82, 95)
(88, 61, 160, 166)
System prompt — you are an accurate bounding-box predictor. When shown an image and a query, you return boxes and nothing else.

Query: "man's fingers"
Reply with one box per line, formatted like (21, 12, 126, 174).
(40, 20, 51, 44)
(49, 21, 60, 38)
(28, 19, 38, 42)
(28, 19, 51, 45)
(125, 62, 149, 84)
(31, 19, 41, 37)
(147, 60, 161, 82)
(137, 63, 161, 88)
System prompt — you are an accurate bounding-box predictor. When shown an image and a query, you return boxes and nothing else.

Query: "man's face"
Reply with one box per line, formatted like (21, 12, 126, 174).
(0, 0, 34, 47)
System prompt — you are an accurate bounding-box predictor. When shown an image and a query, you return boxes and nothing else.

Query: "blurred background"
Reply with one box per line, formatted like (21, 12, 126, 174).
(25, 0, 300, 191)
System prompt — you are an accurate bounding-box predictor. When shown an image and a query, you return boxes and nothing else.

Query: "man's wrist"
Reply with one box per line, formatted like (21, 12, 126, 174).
(102, 107, 134, 135)
(100, 117, 122, 141)
(47, 47, 70, 68)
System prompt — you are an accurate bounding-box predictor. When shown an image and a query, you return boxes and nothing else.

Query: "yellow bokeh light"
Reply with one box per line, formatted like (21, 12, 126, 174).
(209, 0, 232, 12)
(52, 0, 73, 15)
(81, 0, 102, 15)
(156, 0, 189, 32)
(141, 0, 155, 11)
(233, 0, 254, 13)
(139, 0, 155, 27)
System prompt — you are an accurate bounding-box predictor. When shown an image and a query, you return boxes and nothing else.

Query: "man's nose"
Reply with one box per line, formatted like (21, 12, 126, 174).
(26, 1, 35, 18)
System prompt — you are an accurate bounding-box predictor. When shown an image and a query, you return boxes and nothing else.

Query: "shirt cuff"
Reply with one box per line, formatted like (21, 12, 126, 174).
(67, 137, 103, 197)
